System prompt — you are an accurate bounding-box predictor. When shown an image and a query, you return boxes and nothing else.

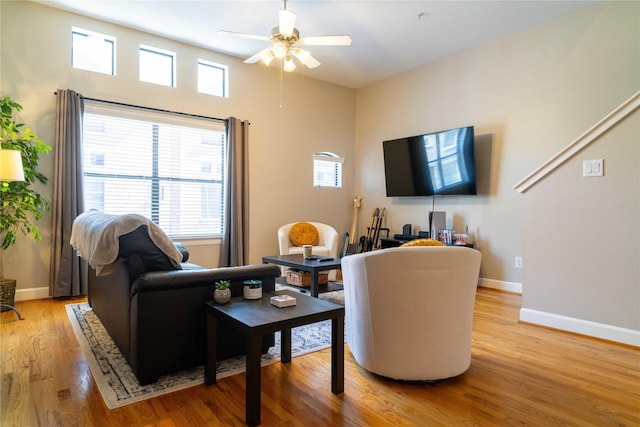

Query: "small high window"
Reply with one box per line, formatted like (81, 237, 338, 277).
(313, 152, 344, 188)
(198, 59, 228, 97)
(139, 45, 176, 87)
(72, 27, 116, 75)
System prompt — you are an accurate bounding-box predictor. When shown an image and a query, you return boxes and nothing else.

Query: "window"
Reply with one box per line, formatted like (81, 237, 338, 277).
(313, 152, 344, 188)
(72, 27, 116, 75)
(82, 101, 226, 238)
(139, 45, 176, 87)
(198, 59, 228, 97)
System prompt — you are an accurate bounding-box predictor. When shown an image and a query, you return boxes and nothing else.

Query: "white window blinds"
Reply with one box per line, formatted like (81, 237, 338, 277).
(313, 152, 344, 188)
(82, 101, 226, 238)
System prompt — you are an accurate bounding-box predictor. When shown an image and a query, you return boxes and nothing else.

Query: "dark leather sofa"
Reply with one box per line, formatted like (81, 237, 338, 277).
(87, 225, 280, 385)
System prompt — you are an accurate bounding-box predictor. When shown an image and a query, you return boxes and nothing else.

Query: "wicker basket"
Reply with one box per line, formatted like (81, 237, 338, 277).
(286, 270, 328, 288)
(0, 279, 17, 312)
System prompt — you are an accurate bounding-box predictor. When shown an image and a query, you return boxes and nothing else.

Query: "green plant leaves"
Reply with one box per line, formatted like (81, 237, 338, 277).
(0, 96, 51, 252)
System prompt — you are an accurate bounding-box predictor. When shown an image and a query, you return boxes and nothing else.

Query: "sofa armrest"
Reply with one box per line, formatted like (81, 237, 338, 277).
(174, 242, 189, 262)
(128, 263, 281, 382)
(131, 264, 281, 297)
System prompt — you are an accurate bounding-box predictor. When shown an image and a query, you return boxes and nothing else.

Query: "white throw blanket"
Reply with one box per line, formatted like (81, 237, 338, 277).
(70, 209, 183, 276)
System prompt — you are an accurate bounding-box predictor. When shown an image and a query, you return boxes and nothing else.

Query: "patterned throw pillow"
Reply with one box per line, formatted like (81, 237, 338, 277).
(400, 238, 445, 247)
(289, 222, 319, 246)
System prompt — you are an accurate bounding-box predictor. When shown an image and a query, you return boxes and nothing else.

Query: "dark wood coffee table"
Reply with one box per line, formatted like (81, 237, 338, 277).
(204, 290, 345, 426)
(262, 254, 342, 297)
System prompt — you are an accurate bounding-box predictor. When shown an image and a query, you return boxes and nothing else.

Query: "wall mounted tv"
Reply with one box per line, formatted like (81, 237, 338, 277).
(383, 125, 477, 197)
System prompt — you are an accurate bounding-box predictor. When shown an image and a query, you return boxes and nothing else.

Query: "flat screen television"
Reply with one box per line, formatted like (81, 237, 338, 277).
(383, 125, 477, 197)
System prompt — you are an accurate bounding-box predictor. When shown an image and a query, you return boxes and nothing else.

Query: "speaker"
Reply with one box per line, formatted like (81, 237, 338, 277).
(429, 211, 446, 242)
(402, 224, 412, 235)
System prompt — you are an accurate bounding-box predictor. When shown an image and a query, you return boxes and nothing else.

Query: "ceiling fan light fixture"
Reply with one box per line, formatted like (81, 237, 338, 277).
(294, 48, 310, 65)
(260, 50, 275, 66)
(223, 0, 351, 75)
(291, 48, 321, 69)
(272, 41, 288, 58)
(283, 56, 296, 72)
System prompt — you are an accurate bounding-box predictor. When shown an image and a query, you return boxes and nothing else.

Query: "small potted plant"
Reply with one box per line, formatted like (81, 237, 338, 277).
(214, 280, 231, 304)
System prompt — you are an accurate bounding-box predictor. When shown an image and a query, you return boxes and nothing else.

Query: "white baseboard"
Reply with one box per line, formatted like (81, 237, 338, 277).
(478, 277, 522, 294)
(15, 286, 50, 301)
(520, 308, 640, 347)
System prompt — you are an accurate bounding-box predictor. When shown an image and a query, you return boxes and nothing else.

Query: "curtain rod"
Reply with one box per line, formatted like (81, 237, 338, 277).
(53, 91, 226, 123)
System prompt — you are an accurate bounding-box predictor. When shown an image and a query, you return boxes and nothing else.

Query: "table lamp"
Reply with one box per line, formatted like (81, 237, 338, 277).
(0, 148, 25, 181)
(0, 148, 26, 320)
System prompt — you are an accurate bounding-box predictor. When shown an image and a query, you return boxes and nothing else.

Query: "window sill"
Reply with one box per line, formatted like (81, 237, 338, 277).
(173, 237, 221, 246)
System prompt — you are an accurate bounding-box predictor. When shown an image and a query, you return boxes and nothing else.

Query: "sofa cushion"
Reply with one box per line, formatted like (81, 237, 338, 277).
(400, 238, 445, 247)
(289, 222, 319, 246)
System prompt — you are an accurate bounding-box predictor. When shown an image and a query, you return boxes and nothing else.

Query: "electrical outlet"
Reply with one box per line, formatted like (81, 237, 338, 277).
(515, 256, 523, 269)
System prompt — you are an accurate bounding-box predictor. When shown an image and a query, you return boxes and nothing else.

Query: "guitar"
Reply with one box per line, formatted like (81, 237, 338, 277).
(372, 207, 386, 249)
(340, 196, 362, 257)
(359, 207, 379, 252)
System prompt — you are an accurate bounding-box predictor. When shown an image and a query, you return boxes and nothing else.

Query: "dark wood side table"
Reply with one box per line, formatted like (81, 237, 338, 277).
(204, 290, 345, 426)
(262, 254, 342, 297)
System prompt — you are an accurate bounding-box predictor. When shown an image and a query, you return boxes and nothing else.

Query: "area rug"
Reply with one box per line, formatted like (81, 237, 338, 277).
(66, 290, 343, 409)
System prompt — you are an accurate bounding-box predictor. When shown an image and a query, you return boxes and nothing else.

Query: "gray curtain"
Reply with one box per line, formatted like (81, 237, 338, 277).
(49, 89, 87, 297)
(219, 117, 250, 267)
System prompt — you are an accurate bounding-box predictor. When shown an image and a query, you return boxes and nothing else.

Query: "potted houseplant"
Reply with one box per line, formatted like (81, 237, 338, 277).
(214, 280, 231, 304)
(0, 95, 51, 310)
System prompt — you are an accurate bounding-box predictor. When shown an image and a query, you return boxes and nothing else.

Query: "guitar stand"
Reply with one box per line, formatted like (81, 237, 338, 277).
(366, 227, 390, 239)
(366, 227, 390, 249)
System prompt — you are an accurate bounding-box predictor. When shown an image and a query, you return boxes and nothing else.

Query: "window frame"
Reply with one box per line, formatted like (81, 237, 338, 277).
(81, 101, 227, 239)
(71, 27, 116, 75)
(197, 59, 229, 98)
(313, 152, 344, 189)
(139, 44, 177, 87)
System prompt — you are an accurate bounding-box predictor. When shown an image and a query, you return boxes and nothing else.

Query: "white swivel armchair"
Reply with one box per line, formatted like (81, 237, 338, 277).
(278, 222, 340, 280)
(341, 246, 482, 381)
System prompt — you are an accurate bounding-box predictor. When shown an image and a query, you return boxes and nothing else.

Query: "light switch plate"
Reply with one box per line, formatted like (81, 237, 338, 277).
(583, 159, 604, 177)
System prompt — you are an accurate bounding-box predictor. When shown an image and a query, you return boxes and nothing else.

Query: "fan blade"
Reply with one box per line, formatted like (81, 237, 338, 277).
(291, 49, 321, 69)
(217, 30, 272, 42)
(279, 9, 296, 37)
(299, 35, 352, 46)
(244, 47, 272, 64)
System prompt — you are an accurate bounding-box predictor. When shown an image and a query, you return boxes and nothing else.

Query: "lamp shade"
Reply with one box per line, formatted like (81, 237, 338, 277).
(283, 56, 296, 72)
(0, 149, 25, 181)
(272, 41, 287, 59)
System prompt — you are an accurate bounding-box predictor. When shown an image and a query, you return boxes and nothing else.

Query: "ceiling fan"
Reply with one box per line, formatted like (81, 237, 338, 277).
(217, 0, 351, 72)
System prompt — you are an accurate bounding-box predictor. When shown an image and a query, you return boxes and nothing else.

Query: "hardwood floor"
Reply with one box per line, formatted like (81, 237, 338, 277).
(1, 288, 638, 426)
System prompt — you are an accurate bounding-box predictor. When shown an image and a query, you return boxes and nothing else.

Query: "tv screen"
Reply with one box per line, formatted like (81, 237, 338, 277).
(383, 126, 477, 197)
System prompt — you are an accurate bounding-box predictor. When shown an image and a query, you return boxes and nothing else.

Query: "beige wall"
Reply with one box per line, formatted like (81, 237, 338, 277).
(1, 1, 355, 298)
(354, 1, 639, 343)
(521, 109, 639, 339)
(3, 1, 638, 344)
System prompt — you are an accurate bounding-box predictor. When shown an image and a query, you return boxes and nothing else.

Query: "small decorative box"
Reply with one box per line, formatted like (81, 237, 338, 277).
(270, 295, 297, 308)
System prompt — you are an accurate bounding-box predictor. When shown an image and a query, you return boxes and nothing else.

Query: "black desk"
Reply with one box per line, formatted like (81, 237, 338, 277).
(262, 254, 342, 297)
(204, 290, 345, 426)
(381, 238, 474, 249)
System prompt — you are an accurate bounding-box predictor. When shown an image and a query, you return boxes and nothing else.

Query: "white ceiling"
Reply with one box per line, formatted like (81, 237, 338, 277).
(37, 0, 599, 89)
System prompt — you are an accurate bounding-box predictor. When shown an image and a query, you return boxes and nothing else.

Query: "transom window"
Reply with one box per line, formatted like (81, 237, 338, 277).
(82, 101, 226, 237)
(139, 45, 176, 87)
(71, 27, 116, 75)
(313, 152, 344, 188)
(198, 59, 228, 97)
